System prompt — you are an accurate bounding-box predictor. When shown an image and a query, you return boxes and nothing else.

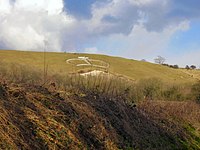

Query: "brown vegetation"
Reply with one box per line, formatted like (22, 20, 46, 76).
(0, 61, 199, 149)
(0, 81, 199, 149)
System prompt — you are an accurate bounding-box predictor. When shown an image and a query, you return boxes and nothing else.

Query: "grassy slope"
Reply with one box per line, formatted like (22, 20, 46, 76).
(0, 50, 200, 149)
(0, 50, 199, 84)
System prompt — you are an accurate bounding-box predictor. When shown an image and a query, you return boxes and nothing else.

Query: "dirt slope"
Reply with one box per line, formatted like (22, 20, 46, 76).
(0, 81, 199, 149)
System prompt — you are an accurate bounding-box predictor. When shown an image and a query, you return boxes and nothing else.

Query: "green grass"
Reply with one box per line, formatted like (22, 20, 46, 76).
(0, 50, 199, 84)
(181, 124, 200, 149)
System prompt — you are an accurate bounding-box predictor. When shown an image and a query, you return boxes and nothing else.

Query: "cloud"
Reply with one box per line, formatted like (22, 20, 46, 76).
(72, 0, 192, 42)
(94, 21, 190, 59)
(0, 0, 75, 51)
(64, 0, 109, 19)
(14, 0, 64, 14)
(169, 0, 200, 19)
(86, 0, 192, 34)
(0, 0, 12, 14)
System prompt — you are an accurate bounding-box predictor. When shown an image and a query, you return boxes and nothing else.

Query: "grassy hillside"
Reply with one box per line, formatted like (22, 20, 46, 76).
(0, 50, 199, 84)
(0, 50, 200, 149)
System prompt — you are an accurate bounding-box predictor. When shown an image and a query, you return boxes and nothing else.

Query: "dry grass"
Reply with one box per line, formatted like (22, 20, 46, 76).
(0, 61, 197, 103)
(0, 50, 199, 84)
(1, 81, 199, 149)
(0, 54, 200, 149)
(138, 100, 200, 148)
(0, 61, 42, 84)
(139, 100, 200, 129)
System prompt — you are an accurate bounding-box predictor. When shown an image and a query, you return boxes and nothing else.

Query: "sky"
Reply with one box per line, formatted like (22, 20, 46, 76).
(0, 0, 200, 67)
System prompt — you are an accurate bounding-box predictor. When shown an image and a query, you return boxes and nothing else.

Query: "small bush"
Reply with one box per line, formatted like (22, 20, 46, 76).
(190, 65, 196, 70)
(162, 86, 183, 101)
(169, 65, 179, 69)
(137, 78, 163, 100)
(185, 65, 190, 70)
(135, 79, 187, 101)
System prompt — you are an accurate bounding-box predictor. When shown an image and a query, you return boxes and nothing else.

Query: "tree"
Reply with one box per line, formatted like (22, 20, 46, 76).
(154, 56, 166, 64)
(190, 65, 196, 69)
(141, 59, 147, 62)
(173, 65, 179, 69)
(185, 65, 190, 70)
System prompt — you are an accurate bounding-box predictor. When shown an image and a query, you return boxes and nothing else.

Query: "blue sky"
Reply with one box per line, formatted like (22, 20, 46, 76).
(168, 21, 200, 52)
(0, 0, 200, 67)
(64, 0, 96, 19)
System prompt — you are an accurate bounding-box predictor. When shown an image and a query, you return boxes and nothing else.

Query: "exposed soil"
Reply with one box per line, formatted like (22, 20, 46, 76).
(0, 81, 199, 149)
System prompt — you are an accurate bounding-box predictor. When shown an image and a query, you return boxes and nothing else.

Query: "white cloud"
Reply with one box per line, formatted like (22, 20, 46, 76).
(0, 0, 75, 51)
(0, 0, 12, 14)
(87, 0, 171, 35)
(97, 21, 190, 60)
(14, 0, 63, 15)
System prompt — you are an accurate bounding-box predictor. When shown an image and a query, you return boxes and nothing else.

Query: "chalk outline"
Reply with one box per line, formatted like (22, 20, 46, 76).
(66, 57, 109, 69)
